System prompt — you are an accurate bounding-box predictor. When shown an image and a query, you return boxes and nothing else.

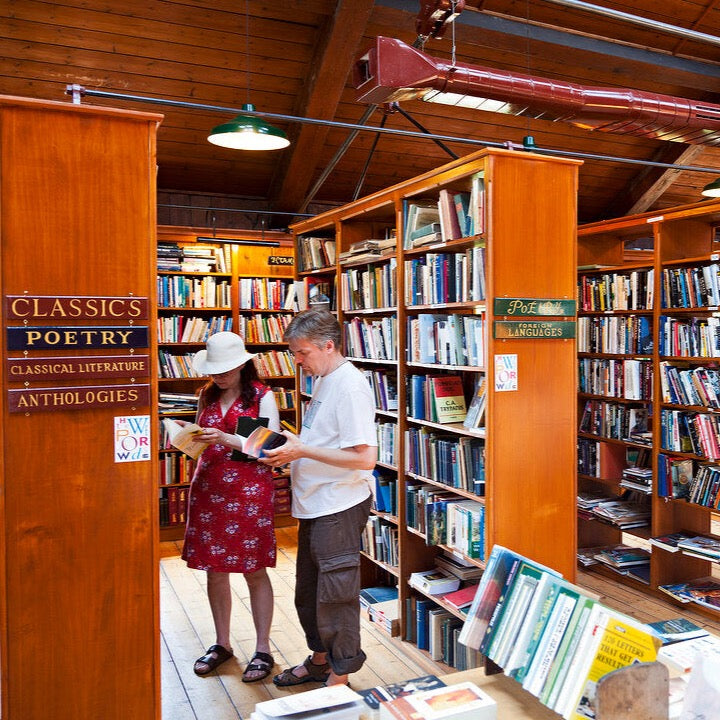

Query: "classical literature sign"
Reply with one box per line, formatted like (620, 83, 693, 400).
(493, 320, 575, 339)
(494, 297, 576, 316)
(5, 295, 148, 320)
(6, 326, 149, 350)
(8, 384, 150, 413)
(114, 415, 151, 463)
(7, 354, 150, 381)
(268, 255, 294, 266)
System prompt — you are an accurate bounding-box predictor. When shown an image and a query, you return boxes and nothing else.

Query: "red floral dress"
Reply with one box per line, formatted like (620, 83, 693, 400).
(182, 381, 276, 573)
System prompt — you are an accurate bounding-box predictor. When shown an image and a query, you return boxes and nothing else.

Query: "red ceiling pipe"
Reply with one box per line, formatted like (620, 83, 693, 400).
(353, 36, 720, 145)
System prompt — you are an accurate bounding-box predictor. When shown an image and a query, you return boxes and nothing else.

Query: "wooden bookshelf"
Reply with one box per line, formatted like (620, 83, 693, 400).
(155, 226, 295, 539)
(0, 96, 161, 719)
(291, 148, 579, 670)
(578, 198, 720, 620)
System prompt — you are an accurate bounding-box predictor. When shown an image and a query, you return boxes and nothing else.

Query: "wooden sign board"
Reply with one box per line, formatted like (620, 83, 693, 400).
(8, 383, 150, 413)
(494, 298, 576, 316)
(5, 295, 148, 320)
(7, 354, 150, 381)
(494, 320, 576, 339)
(6, 326, 149, 350)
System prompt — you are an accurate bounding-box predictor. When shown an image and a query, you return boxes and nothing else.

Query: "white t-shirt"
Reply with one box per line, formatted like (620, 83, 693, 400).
(291, 360, 377, 519)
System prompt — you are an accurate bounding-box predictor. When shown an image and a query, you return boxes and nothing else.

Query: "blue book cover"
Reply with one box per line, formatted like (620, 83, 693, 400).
(416, 598, 437, 651)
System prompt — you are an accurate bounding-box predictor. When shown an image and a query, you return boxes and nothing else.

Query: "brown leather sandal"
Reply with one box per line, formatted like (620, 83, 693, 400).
(272, 655, 330, 686)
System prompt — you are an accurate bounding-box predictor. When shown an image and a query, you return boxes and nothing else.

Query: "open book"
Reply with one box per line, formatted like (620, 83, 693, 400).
(238, 425, 287, 459)
(162, 418, 209, 460)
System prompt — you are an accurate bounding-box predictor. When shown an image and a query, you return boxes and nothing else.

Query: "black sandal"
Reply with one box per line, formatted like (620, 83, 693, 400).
(242, 651, 275, 683)
(194, 644, 234, 676)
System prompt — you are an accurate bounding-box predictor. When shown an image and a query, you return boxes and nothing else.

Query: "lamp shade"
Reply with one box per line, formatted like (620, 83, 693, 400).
(208, 104, 289, 151)
(702, 177, 720, 198)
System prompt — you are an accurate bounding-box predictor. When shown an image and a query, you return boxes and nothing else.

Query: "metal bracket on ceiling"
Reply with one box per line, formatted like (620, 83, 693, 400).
(415, 0, 466, 42)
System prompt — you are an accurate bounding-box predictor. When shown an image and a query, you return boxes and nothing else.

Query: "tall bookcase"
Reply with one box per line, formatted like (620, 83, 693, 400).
(577, 199, 720, 620)
(155, 225, 296, 540)
(291, 148, 579, 669)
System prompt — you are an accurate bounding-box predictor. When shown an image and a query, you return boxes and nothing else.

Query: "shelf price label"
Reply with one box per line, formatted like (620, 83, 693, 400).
(494, 298, 576, 316)
(494, 320, 576, 339)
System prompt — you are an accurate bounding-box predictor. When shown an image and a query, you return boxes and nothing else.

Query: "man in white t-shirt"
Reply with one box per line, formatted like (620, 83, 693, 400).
(262, 308, 377, 688)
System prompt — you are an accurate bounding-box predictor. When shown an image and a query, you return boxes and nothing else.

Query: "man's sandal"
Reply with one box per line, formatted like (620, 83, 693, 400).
(272, 655, 330, 686)
(193, 644, 234, 676)
(242, 651, 274, 683)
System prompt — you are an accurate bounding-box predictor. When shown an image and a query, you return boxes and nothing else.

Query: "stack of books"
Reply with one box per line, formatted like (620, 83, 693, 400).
(338, 236, 396, 263)
(619, 466, 653, 494)
(659, 576, 720, 610)
(590, 497, 651, 529)
(675, 534, 720, 561)
(157, 242, 183, 271)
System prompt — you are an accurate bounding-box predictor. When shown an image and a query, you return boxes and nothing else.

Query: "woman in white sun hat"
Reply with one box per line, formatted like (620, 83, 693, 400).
(177, 331, 280, 682)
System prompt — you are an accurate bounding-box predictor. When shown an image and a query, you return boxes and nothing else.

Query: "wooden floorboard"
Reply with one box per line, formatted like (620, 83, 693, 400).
(160, 527, 720, 719)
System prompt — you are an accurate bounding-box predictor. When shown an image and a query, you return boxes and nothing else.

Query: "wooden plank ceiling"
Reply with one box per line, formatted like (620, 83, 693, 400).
(3, 0, 720, 226)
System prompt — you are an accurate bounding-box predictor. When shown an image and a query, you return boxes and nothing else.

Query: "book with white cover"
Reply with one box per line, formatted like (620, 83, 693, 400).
(251, 683, 363, 720)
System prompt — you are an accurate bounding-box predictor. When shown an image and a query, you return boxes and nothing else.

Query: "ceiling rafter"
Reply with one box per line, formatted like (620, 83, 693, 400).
(270, 0, 376, 212)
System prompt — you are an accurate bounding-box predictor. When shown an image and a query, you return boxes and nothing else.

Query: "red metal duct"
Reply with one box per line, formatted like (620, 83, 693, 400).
(353, 36, 720, 145)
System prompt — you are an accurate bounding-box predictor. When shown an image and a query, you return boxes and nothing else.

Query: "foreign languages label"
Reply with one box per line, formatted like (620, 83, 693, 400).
(6, 326, 149, 350)
(5, 295, 148, 320)
(6, 354, 150, 380)
(494, 320, 576, 339)
(8, 384, 150, 413)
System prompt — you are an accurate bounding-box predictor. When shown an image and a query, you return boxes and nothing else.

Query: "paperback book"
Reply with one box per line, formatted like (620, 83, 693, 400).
(647, 617, 709, 645)
(378, 681, 496, 720)
(357, 675, 446, 718)
(161, 418, 209, 460)
(429, 375, 467, 424)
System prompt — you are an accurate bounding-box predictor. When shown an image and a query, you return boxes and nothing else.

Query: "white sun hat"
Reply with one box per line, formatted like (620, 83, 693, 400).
(192, 332, 256, 375)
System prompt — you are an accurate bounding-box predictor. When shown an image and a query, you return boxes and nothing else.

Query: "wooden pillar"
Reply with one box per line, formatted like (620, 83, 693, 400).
(0, 96, 162, 719)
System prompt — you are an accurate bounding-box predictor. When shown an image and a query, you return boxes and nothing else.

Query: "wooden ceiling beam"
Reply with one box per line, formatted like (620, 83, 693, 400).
(270, 0, 376, 213)
(600, 144, 707, 219)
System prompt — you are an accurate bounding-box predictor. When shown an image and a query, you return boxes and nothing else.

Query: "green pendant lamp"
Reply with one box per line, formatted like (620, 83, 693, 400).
(702, 177, 720, 198)
(208, 103, 290, 151)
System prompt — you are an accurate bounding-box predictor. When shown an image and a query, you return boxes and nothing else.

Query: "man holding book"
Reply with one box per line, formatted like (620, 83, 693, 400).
(262, 308, 377, 688)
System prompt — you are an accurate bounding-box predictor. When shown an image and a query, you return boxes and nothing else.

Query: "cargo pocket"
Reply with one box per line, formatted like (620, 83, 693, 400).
(317, 553, 360, 604)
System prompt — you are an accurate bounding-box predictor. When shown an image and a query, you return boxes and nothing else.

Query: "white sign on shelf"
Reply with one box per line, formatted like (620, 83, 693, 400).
(114, 414, 151, 463)
(494, 354, 518, 392)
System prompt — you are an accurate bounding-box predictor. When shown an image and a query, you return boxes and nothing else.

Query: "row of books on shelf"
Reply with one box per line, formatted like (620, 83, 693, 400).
(376, 421, 398, 467)
(158, 391, 198, 412)
(661, 263, 720, 309)
(577, 543, 651, 584)
(577, 438, 650, 480)
(158, 242, 231, 274)
(577, 357, 652, 400)
(457, 544, 665, 720)
(340, 259, 397, 311)
(156, 274, 232, 309)
(660, 361, 720, 408)
(661, 408, 720, 461)
(158, 350, 200, 379)
(343, 316, 397, 362)
(363, 369, 398, 413)
(372, 470, 397, 515)
(407, 374, 467, 425)
(238, 277, 295, 311)
(579, 400, 651, 444)
(577, 269, 653, 312)
(403, 180, 484, 251)
(577, 314, 652, 355)
(296, 235, 336, 272)
(159, 452, 197, 486)
(405, 484, 484, 559)
(337, 234, 397, 264)
(406, 428, 485, 496)
(577, 489, 651, 530)
(159, 485, 188, 526)
(407, 313, 485, 367)
(659, 315, 720, 358)
(271, 387, 295, 410)
(157, 314, 233, 344)
(361, 516, 398, 567)
(252, 350, 295, 378)
(403, 247, 486, 306)
(239, 313, 293, 344)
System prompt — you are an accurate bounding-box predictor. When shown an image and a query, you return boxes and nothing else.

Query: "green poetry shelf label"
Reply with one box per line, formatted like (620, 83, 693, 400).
(494, 298, 576, 316)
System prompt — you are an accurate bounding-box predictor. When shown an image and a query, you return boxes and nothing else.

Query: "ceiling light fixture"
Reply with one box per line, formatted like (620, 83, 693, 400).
(207, 1, 289, 151)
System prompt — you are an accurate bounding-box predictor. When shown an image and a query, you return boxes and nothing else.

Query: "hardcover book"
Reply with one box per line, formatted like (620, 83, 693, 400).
(429, 375, 467, 424)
